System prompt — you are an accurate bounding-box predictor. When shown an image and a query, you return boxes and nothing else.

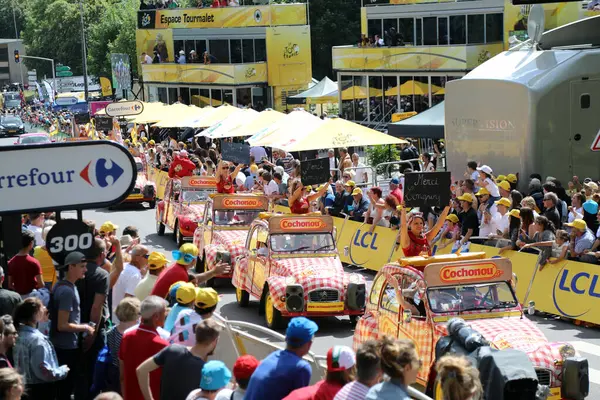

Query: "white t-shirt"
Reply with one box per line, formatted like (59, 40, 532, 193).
(568, 207, 583, 224)
(235, 172, 246, 187)
(264, 180, 279, 196)
(493, 213, 509, 236)
(423, 163, 435, 172)
(27, 225, 44, 247)
(169, 308, 203, 346)
(479, 218, 499, 238)
(483, 177, 501, 197)
(112, 263, 142, 324)
(250, 146, 267, 162)
(186, 389, 233, 400)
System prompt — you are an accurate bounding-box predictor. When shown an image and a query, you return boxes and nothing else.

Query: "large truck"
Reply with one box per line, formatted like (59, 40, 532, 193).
(445, 16, 600, 186)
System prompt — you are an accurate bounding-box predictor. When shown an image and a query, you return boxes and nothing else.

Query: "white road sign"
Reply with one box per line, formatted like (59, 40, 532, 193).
(105, 101, 144, 117)
(0, 141, 136, 213)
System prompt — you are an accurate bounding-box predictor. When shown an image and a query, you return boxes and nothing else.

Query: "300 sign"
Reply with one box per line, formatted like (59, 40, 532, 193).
(46, 219, 96, 265)
(49, 233, 94, 254)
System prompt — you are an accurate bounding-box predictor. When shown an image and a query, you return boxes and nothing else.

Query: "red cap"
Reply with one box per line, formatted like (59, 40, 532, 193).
(233, 355, 259, 380)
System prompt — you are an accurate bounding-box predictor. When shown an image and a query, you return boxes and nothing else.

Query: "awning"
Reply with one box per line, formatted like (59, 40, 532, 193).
(387, 101, 445, 139)
(204, 108, 259, 138)
(287, 77, 338, 104)
(227, 109, 285, 138)
(247, 110, 323, 147)
(152, 104, 207, 128)
(183, 103, 240, 128)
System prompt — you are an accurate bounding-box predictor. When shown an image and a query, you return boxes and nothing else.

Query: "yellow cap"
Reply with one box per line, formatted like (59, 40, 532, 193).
(99, 221, 118, 234)
(124, 139, 130, 144)
(149, 140, 155, 145)
(496, 175, 506, 183)
(475, 187, 490, 196)
(250, 164, 258, 173)
(508, 209, 521, 219)
(506, 174, 518, 183)
(141, 137, 148, 143)
(495, 197, 512, 207)
(456, 193, 474, 203)
(446, 214, 459, 224)
(498, 181, 511, 192)
(344, 180, 356, 187)
(148, 252, 168, 269)
(176, 283, 197, 304)
(195, 287, 219, 308)
(176, 243, 199, 265)
(565, 219, 587, 231)
(351, 187, 363, 196)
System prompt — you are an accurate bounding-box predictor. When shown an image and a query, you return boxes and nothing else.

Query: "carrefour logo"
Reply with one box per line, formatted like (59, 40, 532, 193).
(80, 159, 124, 187)
(552, 265, 599, 318)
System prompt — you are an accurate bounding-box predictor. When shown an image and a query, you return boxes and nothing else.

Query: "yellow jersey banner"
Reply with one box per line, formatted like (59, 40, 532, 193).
(99, 77, 112, 97)
(137, 4, 307, 30)
(266, 25, 312, 87)
(140, 62, 268, 85)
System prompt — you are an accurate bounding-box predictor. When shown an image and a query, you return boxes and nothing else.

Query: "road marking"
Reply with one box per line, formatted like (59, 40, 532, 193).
(569, 341, 600, 385)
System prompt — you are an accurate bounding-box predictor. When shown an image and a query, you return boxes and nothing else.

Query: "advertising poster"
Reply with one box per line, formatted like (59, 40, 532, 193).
(136, 29, 175, 66)
(111, 53, 132, 92)
(265, 25, 312, 87)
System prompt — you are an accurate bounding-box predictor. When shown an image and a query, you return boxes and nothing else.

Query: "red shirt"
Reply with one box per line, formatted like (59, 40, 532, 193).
(283, 380, 343, 400)
(150, 263, 189, 298)
(402, 231, 431, 266)
(168, 156, 196, 179)
(290, 196, 310, 214)
(8, 254, 42, 295)
(119, 325, 168, 400)
(390, 187, 403, 205)
(216, 175, 235, 194)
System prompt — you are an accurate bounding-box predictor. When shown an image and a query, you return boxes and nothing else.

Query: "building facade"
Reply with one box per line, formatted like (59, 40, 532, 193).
(0, 39, 28, 87)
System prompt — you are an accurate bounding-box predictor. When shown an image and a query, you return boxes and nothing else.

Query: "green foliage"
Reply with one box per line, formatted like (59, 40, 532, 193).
(366, 145, 399, 170)
(0, 0, 27, 40)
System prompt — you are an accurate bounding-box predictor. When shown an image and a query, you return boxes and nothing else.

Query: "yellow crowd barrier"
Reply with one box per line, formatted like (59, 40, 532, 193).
(147, 166, 600, 325)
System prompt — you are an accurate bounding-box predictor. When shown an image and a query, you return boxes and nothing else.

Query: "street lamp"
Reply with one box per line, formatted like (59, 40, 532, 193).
(78, 0, 89, 101)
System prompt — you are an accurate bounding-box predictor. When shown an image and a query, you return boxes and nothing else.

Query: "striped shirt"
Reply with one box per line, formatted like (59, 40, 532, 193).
(334, 381, 370, 400)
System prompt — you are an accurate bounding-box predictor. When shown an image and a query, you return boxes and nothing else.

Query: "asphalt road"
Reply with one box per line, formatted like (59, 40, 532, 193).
(2, 132, 599, 398)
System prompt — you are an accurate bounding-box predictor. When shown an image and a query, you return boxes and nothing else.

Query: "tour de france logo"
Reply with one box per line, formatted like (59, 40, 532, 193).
(253, 9, 262, 23)
(283, 43, 300, 59)
(478, 50, 492, 65)
(245, 67, 257, 78)
(141, 13, 151, 27)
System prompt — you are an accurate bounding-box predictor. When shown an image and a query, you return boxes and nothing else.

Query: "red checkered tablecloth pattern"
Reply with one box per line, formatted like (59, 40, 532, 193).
(205, 230, 248, 272)
(176, 203, 205, 222)
(232, 256, 249, 290)
(353, 311, 379, 351)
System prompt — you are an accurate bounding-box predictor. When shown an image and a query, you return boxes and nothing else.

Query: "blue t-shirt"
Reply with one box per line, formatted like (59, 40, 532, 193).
(50, 280, 80, 350)
(323, 193, 335, 208)
(164, 303, 188, 334)
(244, 349, 312, 400)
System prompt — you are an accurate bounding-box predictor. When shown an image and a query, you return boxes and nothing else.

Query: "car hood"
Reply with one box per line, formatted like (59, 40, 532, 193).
(213, 230, 247, 253)
(179, 203, 205, 221)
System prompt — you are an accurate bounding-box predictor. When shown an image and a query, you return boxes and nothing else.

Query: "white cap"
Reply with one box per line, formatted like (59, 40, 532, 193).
(180, 150, 189, 157)
(179, 50, 185, 55)
(476, 165, 493, 175)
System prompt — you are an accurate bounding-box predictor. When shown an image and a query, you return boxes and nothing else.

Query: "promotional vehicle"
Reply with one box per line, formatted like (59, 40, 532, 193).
(2, 92, 21, 110)
(194, 194, 269, 286)
(156, 176, 217, 246)
(14, 133, 52, 145)
(122, 157, 156, 209)
(233, 213, 367, 329)
(0, 115, 25, 136)
(355, 253, 588, 400)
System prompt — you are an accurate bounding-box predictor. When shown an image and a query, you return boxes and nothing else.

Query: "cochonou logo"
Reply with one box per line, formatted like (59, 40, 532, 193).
(283, 43, 299, 59)
(80, 158, 125, 187)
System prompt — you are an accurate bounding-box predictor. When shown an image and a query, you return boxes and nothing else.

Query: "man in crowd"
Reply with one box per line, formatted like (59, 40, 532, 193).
(229, 355, 260, 400)
(388, 178, 403, 205)
(135, 252, 168, 301)
(136, 319, 222, 400)
(543, 192, 562, 229)
(338, 148, 352, 177)
(566, 219, 596, 259)
(112, 245, 150, 323)
(334, 340, 382, 400)
(568, 193, 585, 225)
(262, 171, 279, 198)
(457, 193, 480, 245)
(0, 315, 17, 369)
(119, 296, 169, 400)
(8, 230, 44, 297)
(0, 268, 21, 317)
(497, 180, 511, 199)
(51, 251, 95, 400)
(349, 188, 370, 222)
(170, 287, 219, 345)
(25, 213, 45, 246)
(245, 317, 317, 400)
(327, 149, 338, 180)
(318, 184, 336, 214)
(168, 150, 196, 179)
(493, 198, 511, 237)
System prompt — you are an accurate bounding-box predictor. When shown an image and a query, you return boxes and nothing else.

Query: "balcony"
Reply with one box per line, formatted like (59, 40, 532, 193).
(137, 3, 307, 30)
(332, 43, 504, 72)
(141, 62, 268, 85)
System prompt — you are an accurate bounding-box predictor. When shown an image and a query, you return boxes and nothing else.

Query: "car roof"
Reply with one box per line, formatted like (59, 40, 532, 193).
(20, 133, 49, 138)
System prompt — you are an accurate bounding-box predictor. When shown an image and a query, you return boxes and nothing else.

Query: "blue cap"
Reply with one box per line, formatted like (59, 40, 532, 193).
(583, 200, 598, 215)
(390, 178, 400, 185)
(200, 360, 232, 391)
(285, 317, 318, 346)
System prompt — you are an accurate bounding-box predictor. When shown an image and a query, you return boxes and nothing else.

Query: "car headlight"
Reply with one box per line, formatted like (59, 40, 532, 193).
(19, 125, 24, 129)
(285, 276, 297, 285)
(349, 273, 361, 284)
(559, 344, 576, 359)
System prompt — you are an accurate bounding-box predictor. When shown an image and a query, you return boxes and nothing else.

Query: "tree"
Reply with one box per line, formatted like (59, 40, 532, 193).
(0, 0, 27, 40)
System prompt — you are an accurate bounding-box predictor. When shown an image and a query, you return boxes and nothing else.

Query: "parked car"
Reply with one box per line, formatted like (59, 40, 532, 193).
(0, 115, 25, 136)
(13, 133, 52, 145)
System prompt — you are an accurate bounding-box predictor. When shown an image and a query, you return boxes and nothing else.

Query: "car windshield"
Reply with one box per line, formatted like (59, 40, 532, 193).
(213, 210, 261, 226)
(270, 233, 336, 253)
(2, 117, 21, 124)
(3, 93, 18, 101)
(21, 136, 49, 144)
(182, 189, 214, 203)
(427, 282, 518, 314)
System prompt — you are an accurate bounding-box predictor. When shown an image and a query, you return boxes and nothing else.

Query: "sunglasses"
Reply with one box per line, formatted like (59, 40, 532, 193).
(172, 250, 197, 264)
(142, 254, 150, 259)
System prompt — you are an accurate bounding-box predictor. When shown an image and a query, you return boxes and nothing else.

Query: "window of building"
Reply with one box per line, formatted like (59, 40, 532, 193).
(196, 40, 207, 57)
(242, 39, 254, 63)
(252, 87, 269, 110)
(467, 14, 485, 44)
(383, 76, 398, 121)
(179, 87, 190, 105)
(449, 15, 466, 44)
(184, 40, 195, 57)
(353, 76, 367, 121)
(438, 17, 449, 45)
(416, 18, 423, 46)
(230, 39, 243, 63)
(174, 40, 184, 61)
(0, 47, 9, 62)
(341, 76, 354, 121)
(383, 18, 398, 41)
(398, 18, 414, 46)
(486, 13, 503, 43)
(0, 67, 9, 75)
(209, 39, 229, 63)
(423, 17, 437, 46)
(223, 89, 233, 105)
(200, 89, 210, 107)
(368, 19, 382, 38)
(190, 88, 200, 107)
(168, 87, 178, 104)
(255, 39, 266, 62)
(211, 89, 223, 106)
(369, 75, 383, 122)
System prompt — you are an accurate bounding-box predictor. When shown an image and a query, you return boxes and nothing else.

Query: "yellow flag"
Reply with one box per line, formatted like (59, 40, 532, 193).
(131, 123, 138, 145)
(100, 77, 113, 97)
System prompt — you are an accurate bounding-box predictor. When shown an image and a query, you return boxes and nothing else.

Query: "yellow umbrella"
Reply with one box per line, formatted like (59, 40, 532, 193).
(129, 102, 169, 124)
(341, 86, 383, 100)
(182, 103, 240, 128)
(398, 81, 443, 96)
(278, 117, 407, 152)
(434, 88, 445, 95)
(248, 110, 323, 147)
(192, 95, 220, 107)
(228, 109, 285, 139)
(204, 108, 259, 139)
(153, 105, 207, 128)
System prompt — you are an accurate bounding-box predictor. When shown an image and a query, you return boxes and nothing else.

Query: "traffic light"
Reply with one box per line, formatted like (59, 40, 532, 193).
(14, 50, 19, 63)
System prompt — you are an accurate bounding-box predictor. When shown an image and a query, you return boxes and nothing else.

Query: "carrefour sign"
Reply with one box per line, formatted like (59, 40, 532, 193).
(0, 141, 136, 213)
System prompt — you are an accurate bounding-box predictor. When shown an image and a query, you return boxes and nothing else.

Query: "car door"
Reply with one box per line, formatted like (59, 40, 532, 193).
(166, 185, 179, 229)
(198, 202, 213, 255)
(160, 180, 172, 225)
(251, 227, 270, 297)
(376, 273, 401, 339)
(398, 273, 434, 384)
(245, 228, 260, 297)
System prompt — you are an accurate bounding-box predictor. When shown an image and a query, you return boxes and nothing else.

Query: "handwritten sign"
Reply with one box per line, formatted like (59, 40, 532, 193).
(404, 172, 451, 208)
(301, 158, 330, 187)
(94, 116, 113, 132)
(222, 142, 250, 165)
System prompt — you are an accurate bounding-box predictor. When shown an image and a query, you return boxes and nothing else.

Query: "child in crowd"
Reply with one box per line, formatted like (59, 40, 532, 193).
(521, 229, 570, 268)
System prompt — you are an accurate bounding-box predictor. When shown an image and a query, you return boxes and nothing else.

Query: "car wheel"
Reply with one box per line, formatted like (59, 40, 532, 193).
(349, 315, 360, 326)
(156, 219, 165, 236)
(148, 200, 156, 209)
(264, 291, 283, 329)
(174, 221, 184, 247)
(236, 287, 250, 307)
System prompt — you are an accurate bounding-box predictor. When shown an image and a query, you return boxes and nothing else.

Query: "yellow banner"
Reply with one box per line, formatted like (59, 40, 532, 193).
(136, 29, 175, 63)
(140, 4, 306, 30)
(99, 77, 112, 97)
(332, 44, 504, 72)
(307, 302, 345, 312)
(141, 62, 268, 85)
(266, 25, 312, 87)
